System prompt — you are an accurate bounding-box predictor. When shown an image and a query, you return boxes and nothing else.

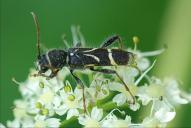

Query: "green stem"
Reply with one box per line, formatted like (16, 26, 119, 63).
(96, 91, 117, 107)
(100, 101, 129, 111)
(101, 101, 117, 111)
(60, 116, 78, 128)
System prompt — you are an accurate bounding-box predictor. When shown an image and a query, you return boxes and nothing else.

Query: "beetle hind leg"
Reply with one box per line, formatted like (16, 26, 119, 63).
(89, 67, 135, 104)
(101, 35, 124, 49)
(70, 69, 87, 113)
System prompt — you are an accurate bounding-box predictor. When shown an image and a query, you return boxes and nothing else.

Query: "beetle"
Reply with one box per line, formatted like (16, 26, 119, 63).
(31, 12, 138, 112)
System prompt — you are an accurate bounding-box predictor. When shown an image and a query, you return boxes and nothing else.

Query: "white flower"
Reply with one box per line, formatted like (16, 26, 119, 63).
(102, 114, 132, 128)
(55, 81, 83, 119)
(152, 100, 176, 123)
(7, 119, 20, 128)
(137, 77, 189, 106)
(0, 124, 6, 128)
(163, 78, 188, 105)
(116, 66, 139, 85)
(110, 60, 156, 110)
(38, 88, 54, 104)
(20, 119, 34, 128)
(34, 115, 60, 128)
(78, 107, 103, 128)
(142, 117, 166, 128)
(139, 100, 175, 128)
(87, 75, 110, 102)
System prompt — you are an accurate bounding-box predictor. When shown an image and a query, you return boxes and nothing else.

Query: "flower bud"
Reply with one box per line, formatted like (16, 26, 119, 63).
(39, 82, 44, 88)
(35, 102, 42, 109)
(41, 108, 49, 115)
(67, 94, 75, 101)
(64, 81, 72, 92)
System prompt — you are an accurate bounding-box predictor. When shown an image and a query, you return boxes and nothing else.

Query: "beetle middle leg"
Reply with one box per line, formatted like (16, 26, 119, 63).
(70, 69, 87, 113)
(101, 35, 124, 49)
(89, 67, 135, 104)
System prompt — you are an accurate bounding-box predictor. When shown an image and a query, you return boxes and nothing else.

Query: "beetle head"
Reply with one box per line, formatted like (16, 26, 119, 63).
(36, 54, 49, 74)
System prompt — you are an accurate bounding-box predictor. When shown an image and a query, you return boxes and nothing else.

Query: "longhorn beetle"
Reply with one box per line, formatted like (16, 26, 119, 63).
(31, 12, 139, 112)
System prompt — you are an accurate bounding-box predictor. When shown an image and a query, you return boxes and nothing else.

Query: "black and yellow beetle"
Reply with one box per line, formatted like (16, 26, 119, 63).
(31, 12, 138, 112)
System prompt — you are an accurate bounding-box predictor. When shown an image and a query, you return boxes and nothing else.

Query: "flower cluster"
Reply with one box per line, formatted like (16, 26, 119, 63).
(1, 29, 190, 128)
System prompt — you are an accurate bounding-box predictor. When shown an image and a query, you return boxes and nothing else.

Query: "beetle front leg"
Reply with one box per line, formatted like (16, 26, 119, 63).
(32, 72, 52, 80)
(70, 69, 87, 113)
(48, 69, 59, 78)
(101, 35, 124, 49)
(89, 67, 135, 104)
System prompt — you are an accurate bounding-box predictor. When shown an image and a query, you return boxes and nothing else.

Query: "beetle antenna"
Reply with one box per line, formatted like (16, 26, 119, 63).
(31, 12, 41, 59)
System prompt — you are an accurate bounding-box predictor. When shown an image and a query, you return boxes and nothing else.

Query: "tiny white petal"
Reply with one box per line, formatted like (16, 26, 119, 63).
(78, 116, 86, 125)
(66, 109, 79, 120)
(102, 119, 113, 128)
(0, 124, 6, 128)
(84, 118, 100, 128)
(137, 58, 150, 71)
(154, 108, 176, 123)
(35, 115, 46, 121)
(55, 105, 68, 116)
(21, 119, 34, 128)
(34, 120, 46, 128)
(129, 102, 140, 111)
(91, 107, 103, 121)
(39, 89, 54, 104)
(7, 119, 20, 128)
(109, 82, 124, 92)
(46, 118, 61, 127)
(125, 115, 131, 124)
(165, 79, 188, 105)
(53, 96, 62, 107)
(137, 85, 152, 105)
(142, 117, 166, 128)
(113, 93, 126, 106)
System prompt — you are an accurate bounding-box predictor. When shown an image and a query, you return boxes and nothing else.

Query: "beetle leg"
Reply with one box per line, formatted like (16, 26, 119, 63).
(70, 69, 87, 113)
(32, 72, 52, 80)
(42, 65, 59, 79)
(49, 69, 59, 78)
(89, 67, 135, 104)
(100, 35, 124, 49)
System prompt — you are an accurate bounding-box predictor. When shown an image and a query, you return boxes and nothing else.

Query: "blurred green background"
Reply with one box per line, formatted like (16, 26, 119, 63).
(1, 0, 191, 127)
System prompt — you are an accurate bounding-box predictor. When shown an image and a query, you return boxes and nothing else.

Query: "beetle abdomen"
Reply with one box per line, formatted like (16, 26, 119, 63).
(109, 49, 132, 66)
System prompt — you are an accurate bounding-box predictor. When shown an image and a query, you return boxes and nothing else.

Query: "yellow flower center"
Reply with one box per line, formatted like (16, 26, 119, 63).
(64, 85, 72, 93)
(41, 108, 49, 115)
(35, 102, 42, 109)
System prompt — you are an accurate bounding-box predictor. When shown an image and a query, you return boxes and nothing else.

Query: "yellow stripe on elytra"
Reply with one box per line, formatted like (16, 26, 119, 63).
(108, 49, 117, 66)
(84, 54, 100, 62)
(83, 48, 97, 53)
